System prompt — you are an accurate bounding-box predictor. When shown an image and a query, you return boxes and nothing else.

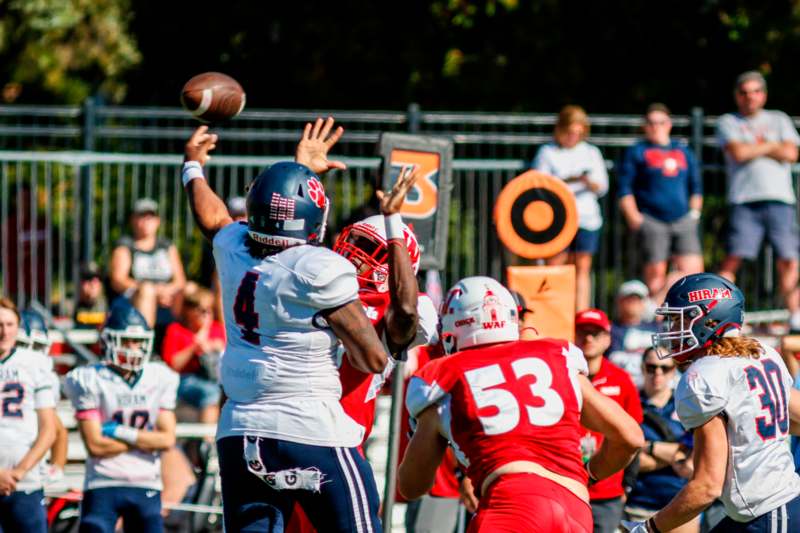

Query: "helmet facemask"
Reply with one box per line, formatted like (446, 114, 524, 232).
(334, 224, 390, 292)
(652, 304, 704, 359)
(102, 327, 154, 373)
(333, 215, 420, 293)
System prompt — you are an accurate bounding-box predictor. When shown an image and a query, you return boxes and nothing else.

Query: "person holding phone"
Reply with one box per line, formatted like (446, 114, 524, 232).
(532, 105, 609, 311)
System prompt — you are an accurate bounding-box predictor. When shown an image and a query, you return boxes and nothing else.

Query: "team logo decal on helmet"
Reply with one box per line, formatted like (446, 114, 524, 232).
(481, 290, 506, 329)
(440, 276, 519, 355)
(333, 214, 420, 293)
(269, 193, 295, 221)
(652, 273, 745, 361)
(306, 178, 326, 209)
(687, 288, 732, 302)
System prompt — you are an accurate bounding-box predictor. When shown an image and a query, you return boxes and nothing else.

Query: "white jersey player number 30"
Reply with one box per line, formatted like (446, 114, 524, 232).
(745, 359, 789, 439)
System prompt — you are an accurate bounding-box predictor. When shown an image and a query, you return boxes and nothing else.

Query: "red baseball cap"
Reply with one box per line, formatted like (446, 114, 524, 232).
(575, 308, 611, 332)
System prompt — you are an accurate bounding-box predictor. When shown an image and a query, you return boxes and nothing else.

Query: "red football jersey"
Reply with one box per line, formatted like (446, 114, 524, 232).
(581, 357, 643, 500)
(338, 291, 392, 444)
(407, 338, 589, 492)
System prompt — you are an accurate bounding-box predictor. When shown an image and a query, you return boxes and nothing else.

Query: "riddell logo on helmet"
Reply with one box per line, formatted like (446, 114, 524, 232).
(687, 288, 732, 302)
(454, 317, 476, 327)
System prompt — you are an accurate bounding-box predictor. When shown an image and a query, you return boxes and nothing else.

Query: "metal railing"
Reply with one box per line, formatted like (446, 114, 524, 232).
(0, 100, 717, 161)
(0, 150, 789, 316)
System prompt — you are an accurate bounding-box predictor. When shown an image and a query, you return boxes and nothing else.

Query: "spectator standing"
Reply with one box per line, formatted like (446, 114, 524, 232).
(625, 347, 698, 533)
(109, 198, 186, 328)
(73, 261, 108, 329)
(162, 286, 225, 425)
(716, 71, 800, 330)
(608, 280, 659, 388)
(575, 308, 643, 533)
(532, 105, 609, 311)
(618, 103, 704, 300)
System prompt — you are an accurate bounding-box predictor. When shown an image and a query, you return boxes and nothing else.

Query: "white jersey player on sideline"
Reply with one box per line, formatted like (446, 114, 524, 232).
(181, 119, 418, 532)
(624, 273, 800, 533)
(16, 308, 70, 487)
(64, 301, 178, 533)
(0, 297, 58, 533)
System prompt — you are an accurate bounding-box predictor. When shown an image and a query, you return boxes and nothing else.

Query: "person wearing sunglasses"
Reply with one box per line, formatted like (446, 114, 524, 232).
(624, 347, 698, 533)
(162, 284, 225, 425)
(575, 308, 644, 533)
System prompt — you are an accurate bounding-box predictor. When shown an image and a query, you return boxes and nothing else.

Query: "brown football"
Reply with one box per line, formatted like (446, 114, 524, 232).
(180, 72, 246, 122)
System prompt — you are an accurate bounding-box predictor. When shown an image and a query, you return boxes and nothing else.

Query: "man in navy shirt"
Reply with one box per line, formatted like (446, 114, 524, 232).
(618, 103, 704, 300)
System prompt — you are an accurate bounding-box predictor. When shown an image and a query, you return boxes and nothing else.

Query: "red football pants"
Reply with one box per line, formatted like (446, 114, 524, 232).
(468, 473, 592, 533)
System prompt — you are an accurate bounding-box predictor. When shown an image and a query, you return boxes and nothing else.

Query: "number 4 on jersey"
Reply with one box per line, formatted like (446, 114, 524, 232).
(234, 272, 261, 345)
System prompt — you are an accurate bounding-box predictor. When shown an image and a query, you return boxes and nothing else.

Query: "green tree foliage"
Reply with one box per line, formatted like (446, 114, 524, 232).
(0, 0, 141, 103)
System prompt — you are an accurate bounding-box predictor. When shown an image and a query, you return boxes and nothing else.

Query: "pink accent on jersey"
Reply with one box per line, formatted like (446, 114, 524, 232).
(75, 409, 102, 420)
(413, 339, 587, 492)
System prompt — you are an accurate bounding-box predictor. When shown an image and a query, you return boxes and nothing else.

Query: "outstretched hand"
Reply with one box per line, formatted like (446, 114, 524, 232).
(185, 125, 218, 166)
(295, 116, 346, 175)
(377, 165, 420, 216)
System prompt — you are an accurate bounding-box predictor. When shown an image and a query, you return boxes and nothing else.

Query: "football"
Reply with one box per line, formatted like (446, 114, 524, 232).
(180, 72, 246, 123)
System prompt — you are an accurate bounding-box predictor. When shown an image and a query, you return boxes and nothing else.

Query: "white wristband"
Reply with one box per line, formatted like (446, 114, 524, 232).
(385, 213, 404, 241)
(688, 208, 701, 220)
(182, 161, 205, 187)
(112, 425, 139, 445)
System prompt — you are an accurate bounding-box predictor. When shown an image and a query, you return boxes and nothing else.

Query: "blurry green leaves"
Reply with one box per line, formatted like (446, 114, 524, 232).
(0, 0, 141, 103)
(443, 49, 464, 77)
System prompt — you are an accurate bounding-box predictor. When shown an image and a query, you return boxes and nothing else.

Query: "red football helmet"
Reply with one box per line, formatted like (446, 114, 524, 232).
(333, 215, 420, 293)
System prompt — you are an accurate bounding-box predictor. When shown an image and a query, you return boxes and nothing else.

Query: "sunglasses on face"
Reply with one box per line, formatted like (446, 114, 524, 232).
(645, 363, 676, 375)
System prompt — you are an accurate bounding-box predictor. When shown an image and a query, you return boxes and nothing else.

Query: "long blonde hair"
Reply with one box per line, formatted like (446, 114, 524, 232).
(704, 336, 764, 359)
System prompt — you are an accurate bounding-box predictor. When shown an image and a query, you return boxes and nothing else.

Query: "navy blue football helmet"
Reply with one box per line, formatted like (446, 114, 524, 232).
(246, 162, 329, 249)
(101, 301, 154, 372)
(17, 309, 51, 354)
(652, 273, 745, 360)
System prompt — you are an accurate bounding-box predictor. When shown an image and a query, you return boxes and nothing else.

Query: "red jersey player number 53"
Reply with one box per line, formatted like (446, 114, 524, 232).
(466, 357, 567, 435)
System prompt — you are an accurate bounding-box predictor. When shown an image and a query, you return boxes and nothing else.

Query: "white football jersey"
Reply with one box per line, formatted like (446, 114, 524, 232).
(0, 348, 57, 491)
(675, 343, 800, 522)
(64, 362, 178, 491)
(213, 222, 365, 447)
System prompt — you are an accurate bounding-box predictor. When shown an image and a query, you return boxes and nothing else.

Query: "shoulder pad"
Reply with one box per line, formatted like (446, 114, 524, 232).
(412, 294, 439, 348)
(212, 221, 247, 251)
(675, 358, 729, 429)
(406, 357, 451, 418)
(295, 247, 358, 310)
(64, 364, 102, 411)
(562, 341, 589, 376)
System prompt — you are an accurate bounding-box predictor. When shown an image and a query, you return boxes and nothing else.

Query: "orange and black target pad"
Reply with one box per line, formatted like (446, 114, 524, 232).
(493, 170, 578, 259)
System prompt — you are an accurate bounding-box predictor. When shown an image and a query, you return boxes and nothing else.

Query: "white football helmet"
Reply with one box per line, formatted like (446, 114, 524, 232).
(440, 276, 520, 355)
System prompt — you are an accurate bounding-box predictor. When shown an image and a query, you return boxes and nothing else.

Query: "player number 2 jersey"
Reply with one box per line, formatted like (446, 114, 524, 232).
(213, 222, 364, 447)
(64, 362, 178, 491)
(675, 343, 800, 522)
(406, 339, 588, 491)
(0, 348, 57, 491)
